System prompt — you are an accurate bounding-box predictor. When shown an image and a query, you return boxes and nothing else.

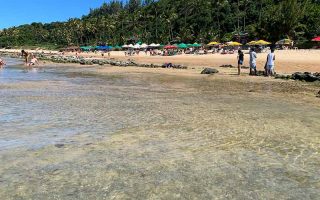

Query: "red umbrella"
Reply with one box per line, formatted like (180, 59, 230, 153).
(164, 45, 177, 49)
(312, 36, 320, 41)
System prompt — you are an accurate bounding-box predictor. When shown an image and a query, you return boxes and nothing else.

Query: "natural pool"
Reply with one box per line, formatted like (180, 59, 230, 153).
(0, 59, 319, 199)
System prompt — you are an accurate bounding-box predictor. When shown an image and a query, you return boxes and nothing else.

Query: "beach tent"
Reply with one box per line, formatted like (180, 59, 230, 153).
(164, 45, 177, 49)
(312, 36, 320, 41)
(226, 41, 242, 46)
(207, 41, 220, 46)
(276, 39, 292, 45)
(178, 43, 188, 49)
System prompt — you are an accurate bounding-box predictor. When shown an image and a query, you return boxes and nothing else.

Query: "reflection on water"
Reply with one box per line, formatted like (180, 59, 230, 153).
(0, 62, 319, 199)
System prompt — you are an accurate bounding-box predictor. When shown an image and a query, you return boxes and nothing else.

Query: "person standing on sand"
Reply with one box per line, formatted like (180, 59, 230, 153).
(266, 49, 276, 76)
(237, 50, 244, 75)
(249, 48, 257, 75)
(21, 50, 29, 65)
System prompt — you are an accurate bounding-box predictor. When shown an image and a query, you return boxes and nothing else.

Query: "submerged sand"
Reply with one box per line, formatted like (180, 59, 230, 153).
(0, 64, 319, 199)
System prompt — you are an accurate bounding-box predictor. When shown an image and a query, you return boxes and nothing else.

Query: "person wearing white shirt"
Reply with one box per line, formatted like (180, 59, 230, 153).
(266, 49, 275, 76)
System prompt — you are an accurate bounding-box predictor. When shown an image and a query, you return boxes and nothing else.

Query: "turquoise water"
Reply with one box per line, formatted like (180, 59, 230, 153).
(0, 59, 319, 199)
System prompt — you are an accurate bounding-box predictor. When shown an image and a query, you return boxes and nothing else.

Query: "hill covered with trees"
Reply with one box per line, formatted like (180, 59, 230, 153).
(0, 0, 319, 49)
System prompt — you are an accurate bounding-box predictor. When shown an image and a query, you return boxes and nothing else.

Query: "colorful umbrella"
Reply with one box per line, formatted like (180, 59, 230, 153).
(276, 39, 292, 45)
(192, 43, 202, 47)
(178, 43, 188, 49)
(207, 41, 220, 46)
(247, 41, 257, 45)
(164, 45, 177, 49)
(312, 36, 320, 42)
(226, 41, 242, 46)
(254, 40, 271, 45)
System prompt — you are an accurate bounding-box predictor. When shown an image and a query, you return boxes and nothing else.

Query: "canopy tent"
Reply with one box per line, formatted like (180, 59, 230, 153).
(178, 43, 188, 49)
(207, 41, 220, 46)
(276, 39, 292, 45)
(312, 36, 320, 42)
(96, 46, 112, 50)
(164, 45, 177, 49)
(80, 46, 95, 51)
(226, 41, 242, 46)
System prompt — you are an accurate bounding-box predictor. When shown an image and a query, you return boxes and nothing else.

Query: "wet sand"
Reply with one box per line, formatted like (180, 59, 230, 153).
(0, 62, 319, 199)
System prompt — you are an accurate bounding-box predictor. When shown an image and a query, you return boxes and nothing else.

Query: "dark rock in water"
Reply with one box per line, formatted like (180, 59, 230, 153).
(292, 72, 320, 82)
(201, 68, 219, 74)
(54, 144, 65, 148)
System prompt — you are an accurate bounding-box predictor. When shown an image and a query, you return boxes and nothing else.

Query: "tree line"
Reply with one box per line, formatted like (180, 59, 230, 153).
(0, 0, 319, 49)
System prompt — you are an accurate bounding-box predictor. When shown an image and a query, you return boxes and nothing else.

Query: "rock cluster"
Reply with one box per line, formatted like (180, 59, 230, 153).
(201, 68, 219, 74)
(275, 72, 320, 82)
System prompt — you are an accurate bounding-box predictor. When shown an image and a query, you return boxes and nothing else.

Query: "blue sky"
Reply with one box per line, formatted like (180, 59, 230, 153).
(0, 0, 114, 29)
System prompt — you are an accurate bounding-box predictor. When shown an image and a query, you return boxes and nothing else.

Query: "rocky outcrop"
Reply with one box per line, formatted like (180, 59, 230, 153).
(201, 68, 219, 74)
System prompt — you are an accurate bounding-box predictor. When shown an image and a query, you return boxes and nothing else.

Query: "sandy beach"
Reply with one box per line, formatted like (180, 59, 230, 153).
(1, 49, 320, 76)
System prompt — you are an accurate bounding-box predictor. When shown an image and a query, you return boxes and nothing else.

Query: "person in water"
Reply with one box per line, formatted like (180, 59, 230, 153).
(28, 55, 39, 67)
(0, 57, 6, 68)
(21, 50, 29, 65)
(237, 49, 244, 75)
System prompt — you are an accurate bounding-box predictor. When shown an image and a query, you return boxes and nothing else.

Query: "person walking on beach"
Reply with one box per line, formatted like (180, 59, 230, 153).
(249, 48, 257, 75)
(266, 49, 275, 76)
(237, 49, 244, 75)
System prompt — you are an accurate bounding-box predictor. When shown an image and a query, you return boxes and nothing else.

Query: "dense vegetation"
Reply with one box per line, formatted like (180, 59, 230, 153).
(0, 0, 319, 49)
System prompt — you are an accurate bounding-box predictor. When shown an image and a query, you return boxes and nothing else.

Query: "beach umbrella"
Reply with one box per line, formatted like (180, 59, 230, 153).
(192, 43, 202, 47)
(247, 41, 257, 45)
(148, 43, 157, 47)
(164, 45, 177, 49)
(254, 40, 271, 45)
(80, 46, 95, 51)
(226, 41, 242, 46)
(96, 46, 112, 50)
(114, 45, 122, 49)
(133, 44, 141, 49)
(122, 44, 129, 48)
(312, 36, 320, 41)
(276, 39, 292, 45)
(178, 43, 188, 49)
(207, 41, 220, 46)
(140, 43, 148, 48)
(128, 44, 134, 48)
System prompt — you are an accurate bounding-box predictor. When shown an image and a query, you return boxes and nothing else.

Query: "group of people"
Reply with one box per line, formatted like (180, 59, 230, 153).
(237, 48, 275, 76)
(21, 50, 39, 66)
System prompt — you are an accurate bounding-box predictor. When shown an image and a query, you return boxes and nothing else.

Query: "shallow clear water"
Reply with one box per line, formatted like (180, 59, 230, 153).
(0, 60, 319, 199)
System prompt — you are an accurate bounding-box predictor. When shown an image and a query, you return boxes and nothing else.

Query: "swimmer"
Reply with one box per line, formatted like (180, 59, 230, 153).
(0, 57, 6, 68)
(28, 55, 39, 67)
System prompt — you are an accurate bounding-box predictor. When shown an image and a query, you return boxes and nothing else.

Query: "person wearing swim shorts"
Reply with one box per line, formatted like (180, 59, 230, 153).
(237, 49, 244, 75)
